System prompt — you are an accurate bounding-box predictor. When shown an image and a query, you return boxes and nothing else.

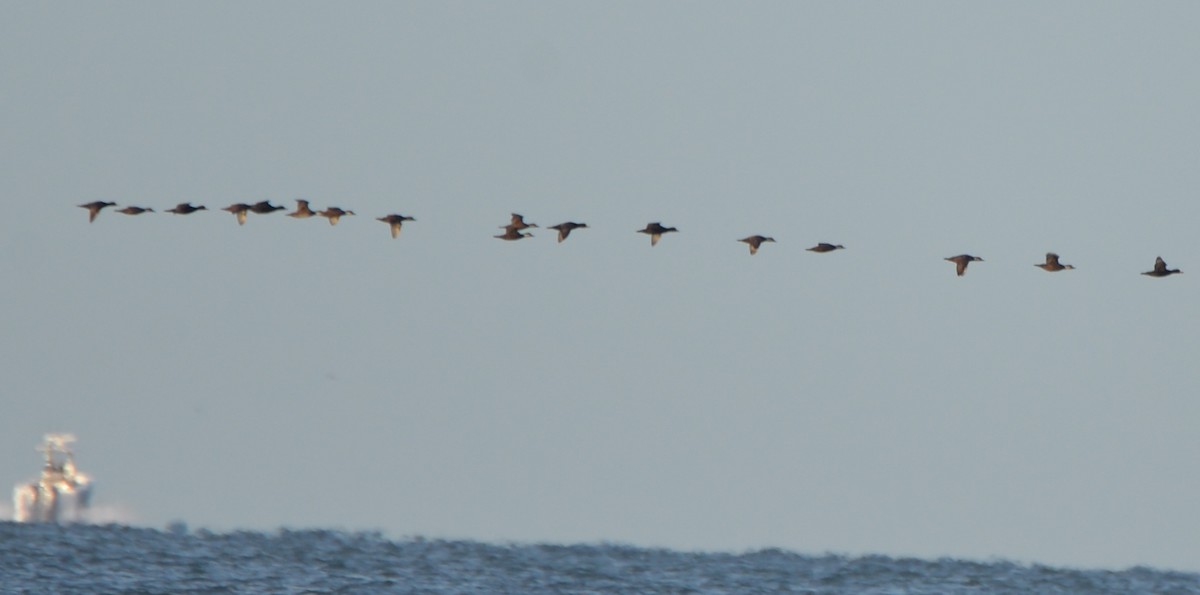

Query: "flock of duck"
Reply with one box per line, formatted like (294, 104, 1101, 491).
(78, 199, 1185, 278)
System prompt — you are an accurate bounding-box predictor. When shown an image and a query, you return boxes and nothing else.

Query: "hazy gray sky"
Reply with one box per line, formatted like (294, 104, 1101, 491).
(3, 2, 1198, 571)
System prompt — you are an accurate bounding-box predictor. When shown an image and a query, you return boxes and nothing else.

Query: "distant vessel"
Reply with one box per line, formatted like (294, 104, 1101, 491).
(12, 434, 93, 523)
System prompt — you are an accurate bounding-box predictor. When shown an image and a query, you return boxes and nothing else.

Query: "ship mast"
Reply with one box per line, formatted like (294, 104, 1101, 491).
(37, 433, 76, 475)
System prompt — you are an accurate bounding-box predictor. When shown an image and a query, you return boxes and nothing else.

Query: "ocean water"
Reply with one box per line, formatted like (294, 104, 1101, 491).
(1, 522, 1197, 594)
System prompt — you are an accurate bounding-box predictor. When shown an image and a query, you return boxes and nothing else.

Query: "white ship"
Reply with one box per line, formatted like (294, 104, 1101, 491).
(12, 433, 93, 523)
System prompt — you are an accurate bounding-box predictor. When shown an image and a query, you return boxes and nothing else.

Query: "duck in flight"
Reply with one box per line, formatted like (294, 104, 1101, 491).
(116, 206, 154, 215)
(739, 235, 775, 255)
(287, 199, 317, 218)
(495, 226, 533, 241)
(79, 201, 117, 223)
(548, 222, 588, 243)
(1142, 256, 1182, 277)
(222, 203, 252, 225)
(248, 201, 285, 214)
(1035, 253, 1074, 272)
(317, 207, 355, 225)
(638, 222, 678, 246)
(807, 243, 845, 253)
(503, 213, 537, 231)
(166, 203, 206, 215)
(377, 214, 416, 238)
(945, 254, 983, 276)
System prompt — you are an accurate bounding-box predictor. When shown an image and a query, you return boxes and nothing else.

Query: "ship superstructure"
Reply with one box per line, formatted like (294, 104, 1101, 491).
(12, 434, 93, 523)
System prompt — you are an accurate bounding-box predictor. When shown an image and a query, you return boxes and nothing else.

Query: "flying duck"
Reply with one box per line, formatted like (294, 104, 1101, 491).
(637, 222, 678, 246)
(945, 254, 983, 276)
(79, 201, 116, 223)
(377, 214, 416, 238)
(317, 207, 355, 225)
(739, 235, 775, 255)
(1142, 256, 1182, 277)
(1035, 253, 1074, 272)
(222, 203, 252, 225)
(548, 222, 588, 243)
(116, 206, 154, 215)
(166, 203, 206, 215)
(248, 201, 285, 214)
(495, 226, 534, 241)
(287, 199, 317, 218)
(503, 213, 538, 231)
(806, 243, 845, 253)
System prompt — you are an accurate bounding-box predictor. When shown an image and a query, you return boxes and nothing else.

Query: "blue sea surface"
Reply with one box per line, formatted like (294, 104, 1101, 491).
(1, 522, 1197, 594)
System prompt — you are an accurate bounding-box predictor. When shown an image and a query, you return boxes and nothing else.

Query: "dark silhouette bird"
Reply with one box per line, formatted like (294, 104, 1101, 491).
(222, 203, 252, 225)
(248, 200, 285, 214)
(317, 207, 355, 225)
(287, 199, 317, 218)
(503, 213, 538, 231)
(638, 222, 678, 246)
(377, 214, 415, 238)
(807, 243, 845, 253)
(1035, 253, 1074, 272)
(1142, 256, 1182, 277)
(166, 203, 206, 215)
(945, 254, 984, 276)
(79, 201, 116, 223)
(739, 235, 775, 255)
(116, 206, 154, 215)
(548, 222, 588, 243)
(495, 226, 533, 241)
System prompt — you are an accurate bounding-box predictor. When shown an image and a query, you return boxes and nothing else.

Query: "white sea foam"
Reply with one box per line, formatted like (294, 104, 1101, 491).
(81, 504, 138, 525)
